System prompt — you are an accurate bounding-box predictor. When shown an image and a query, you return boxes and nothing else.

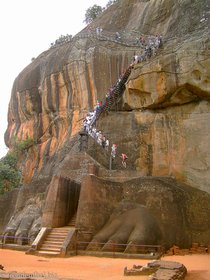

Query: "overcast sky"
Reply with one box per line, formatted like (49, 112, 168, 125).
(0, 0, 108, 158)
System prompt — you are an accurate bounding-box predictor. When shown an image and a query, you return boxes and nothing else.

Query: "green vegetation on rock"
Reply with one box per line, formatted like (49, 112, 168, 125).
(13, 137, 35, 154)
(84, 1, 120, 24)
(84, 4, 103, 24)
(0, 153, 21, 195)
(0, 138, 35, 195)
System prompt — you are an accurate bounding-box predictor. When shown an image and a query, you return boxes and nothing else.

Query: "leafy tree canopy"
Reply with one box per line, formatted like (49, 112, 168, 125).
(84, 1, 120, 25)
(13, 138, 35, 153)
(0, 137, 35, 195)
(0, 153, 21, 195)
(84, 4, 103, 24)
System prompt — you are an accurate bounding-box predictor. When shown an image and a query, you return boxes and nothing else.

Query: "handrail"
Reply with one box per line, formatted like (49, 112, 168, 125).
(76, 240, 164, 255)
(81, 35, 162, 161)
(50, 29, 163, 50)
(0, 234, 32, 240)
(77, 240, 163, 249)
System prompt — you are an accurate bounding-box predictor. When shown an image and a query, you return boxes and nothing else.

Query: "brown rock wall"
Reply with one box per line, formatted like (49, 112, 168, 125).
(96, 101, 210, 193)
(125, 40, 210, 110)
(77, 175, 123, 234)
(5, 43, 136, 183)
(1, 0, 210, 251)
(76, 175, 210, 248)
(0, 178, 49, 241)
(3, 0, 210, 188)
(0, 189, 19, 233)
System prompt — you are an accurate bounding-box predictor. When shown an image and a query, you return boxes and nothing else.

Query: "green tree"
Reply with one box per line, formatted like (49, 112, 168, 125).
(84, 4, 103, 24)
(1, 153, 18, 169)
(0, 153, 21, 195)
(0, 137, 35, 195)
(13, 138, 35, 153)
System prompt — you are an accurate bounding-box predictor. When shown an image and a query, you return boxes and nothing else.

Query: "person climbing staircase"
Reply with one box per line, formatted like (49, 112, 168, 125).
(81, 33, 163, 169)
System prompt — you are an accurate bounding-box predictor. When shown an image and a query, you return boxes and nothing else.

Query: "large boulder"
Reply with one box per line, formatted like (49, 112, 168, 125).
(1, 0, 210, 248)
(77, 175, 210, 249)
(4, 0, 209, 189)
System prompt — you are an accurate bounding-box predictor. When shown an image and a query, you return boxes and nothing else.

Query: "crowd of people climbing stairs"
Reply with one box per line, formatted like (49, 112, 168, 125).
(50, 27, 163, 51)
(132, 34, 163, 64)
(82, 66, 132, 168)
(82, 32, 163, 169)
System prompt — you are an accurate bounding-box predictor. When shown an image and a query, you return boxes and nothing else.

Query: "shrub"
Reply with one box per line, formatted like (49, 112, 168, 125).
(84, 4, 103, 24)
(0, 137, 35, 195)
(13, 138, 35, 153)
(0, 153, 21, 195)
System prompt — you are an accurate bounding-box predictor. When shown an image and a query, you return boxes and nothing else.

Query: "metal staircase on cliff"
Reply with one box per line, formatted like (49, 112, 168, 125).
(94, 64, 133, 123)
(79, 64, 133, 170)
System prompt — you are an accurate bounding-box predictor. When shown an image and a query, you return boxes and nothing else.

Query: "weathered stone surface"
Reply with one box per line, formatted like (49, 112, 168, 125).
(1, 0, 210, 250)
(148, 260, 187, 280)
(1, 151, 210, 249)
(42, 176, 80, 228)
(4, 0, 210, 190)
(124, 260, 187, 278)
(1, 178, 49, 243)
(0, 189, 19, 234)
(87, 203, 162, 251)
(4, 40, 134, 184)
(76, 175, 210, 249)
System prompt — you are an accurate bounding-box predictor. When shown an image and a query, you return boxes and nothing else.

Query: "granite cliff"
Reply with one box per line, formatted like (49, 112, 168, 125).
(1, 0, 210, 252)
(4, 0, 210, 191)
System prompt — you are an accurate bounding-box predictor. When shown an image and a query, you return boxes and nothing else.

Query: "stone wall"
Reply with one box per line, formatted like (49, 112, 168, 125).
(76, 175, 210, 249)
(0, 189, 19, 234)
(1, 178, 49, 243)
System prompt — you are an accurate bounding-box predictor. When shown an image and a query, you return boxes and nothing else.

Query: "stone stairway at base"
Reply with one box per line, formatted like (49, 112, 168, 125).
(37, 227, 73, 256)
(68, 213, 77, 227)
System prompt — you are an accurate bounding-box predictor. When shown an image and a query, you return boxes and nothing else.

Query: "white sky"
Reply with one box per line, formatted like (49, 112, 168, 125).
(0, 0, 108, 158)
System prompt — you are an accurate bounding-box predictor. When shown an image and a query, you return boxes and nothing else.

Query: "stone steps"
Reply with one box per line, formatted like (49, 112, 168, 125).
(68, 213, 77, 226)
(43, 240, 63, 246)
(40, 246, 61, 252)
(36, 250, 60, 257)
(38, 227, 72, 256)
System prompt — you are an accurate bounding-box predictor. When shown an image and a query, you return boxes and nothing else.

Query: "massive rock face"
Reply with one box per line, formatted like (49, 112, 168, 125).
(4, 0, 210, 191)
(1, 0, 210, 249)
(77, 175, 210, 249)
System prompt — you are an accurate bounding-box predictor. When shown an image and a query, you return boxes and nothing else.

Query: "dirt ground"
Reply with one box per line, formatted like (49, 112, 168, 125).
(0, 249, 210, 280)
